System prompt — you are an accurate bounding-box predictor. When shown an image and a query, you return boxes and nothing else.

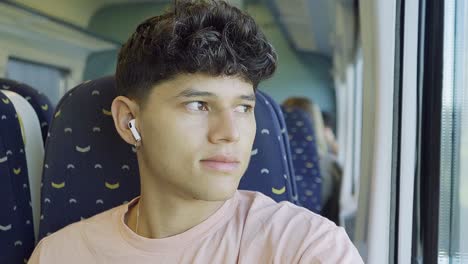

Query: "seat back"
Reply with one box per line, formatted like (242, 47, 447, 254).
(39, 77, 138, 239)
(259, 92, 299, 204)
(0, 91, 35, 264)
(282, 106, 322, 213)
(3, 90, 45, 241)
(39, 76, 296, 239)
(0, 78, 54, 144)
(241, 91, 297, 203)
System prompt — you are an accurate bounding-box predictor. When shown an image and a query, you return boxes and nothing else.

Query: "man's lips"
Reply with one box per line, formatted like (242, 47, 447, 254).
(200, 155, 240, 172)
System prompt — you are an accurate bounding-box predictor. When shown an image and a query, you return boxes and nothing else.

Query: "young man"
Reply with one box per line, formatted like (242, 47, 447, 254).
(29, 1, 363, 263)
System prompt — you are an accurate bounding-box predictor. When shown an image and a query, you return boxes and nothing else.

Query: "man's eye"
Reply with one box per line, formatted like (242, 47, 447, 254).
(235, 105, 254, 113)
(186, 101, 209, 111)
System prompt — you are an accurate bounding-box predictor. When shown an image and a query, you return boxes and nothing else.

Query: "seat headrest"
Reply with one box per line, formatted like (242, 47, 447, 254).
(0, 78, 54, 144)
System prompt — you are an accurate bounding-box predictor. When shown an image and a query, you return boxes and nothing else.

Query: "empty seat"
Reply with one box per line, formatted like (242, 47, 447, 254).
(3, 90, 45, 241)
(39, 76, 298, 239)
(0, 90, 35, 264)
(0, 78, 54, 144)
(282, 106, 322, 213)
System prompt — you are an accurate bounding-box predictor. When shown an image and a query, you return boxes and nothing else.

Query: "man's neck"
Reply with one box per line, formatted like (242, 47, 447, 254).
(130, 185, 226, 239)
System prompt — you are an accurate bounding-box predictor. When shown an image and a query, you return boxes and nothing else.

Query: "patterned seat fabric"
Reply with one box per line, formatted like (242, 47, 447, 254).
(39, 76, 297, 240)
(0, 91, 35, 264)
(242, 91, 297, 203)
(259, 92, 299, 204)
(282, 106, 322, 213)
(0, 78, 54, 144)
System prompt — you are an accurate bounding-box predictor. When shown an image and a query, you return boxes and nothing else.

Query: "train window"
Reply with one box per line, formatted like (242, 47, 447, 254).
(5, 57, 69, 105)
(438, 0, 468, 262)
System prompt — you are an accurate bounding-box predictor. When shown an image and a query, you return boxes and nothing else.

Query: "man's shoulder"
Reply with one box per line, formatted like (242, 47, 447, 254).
(44, 202, 122, 240)
(29, 203, 126, 263)
(236, 191, 363, 263)
(237, 190, 339, 248)
(29, 220, 91, 263)
(237, 190, 336, 230)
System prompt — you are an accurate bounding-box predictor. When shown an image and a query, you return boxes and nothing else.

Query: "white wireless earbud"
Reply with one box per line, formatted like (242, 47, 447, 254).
(128, 119, 141, 142)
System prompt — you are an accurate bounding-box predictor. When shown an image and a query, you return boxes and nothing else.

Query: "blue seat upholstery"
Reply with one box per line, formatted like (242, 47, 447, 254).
(242, 91, 297, 203)
(282, 106, 322, 213)
(0, 91, 35, 263)
(259, 92, 299, 204)
(39, 76, 297, 240)
(0, 78, 54, 144)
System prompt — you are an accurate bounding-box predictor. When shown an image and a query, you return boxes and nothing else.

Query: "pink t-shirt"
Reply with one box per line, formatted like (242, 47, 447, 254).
(28, 190, 363, 263)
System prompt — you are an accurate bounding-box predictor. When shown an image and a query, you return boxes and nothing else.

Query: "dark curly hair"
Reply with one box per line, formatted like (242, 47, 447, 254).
(115, 0, 277, 104)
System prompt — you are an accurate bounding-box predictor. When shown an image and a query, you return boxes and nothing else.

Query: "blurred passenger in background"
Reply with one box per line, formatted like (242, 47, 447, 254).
(322, 111, 339, 156)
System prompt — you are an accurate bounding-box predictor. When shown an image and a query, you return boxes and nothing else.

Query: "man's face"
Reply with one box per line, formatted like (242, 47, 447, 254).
(138, 74, 256, 201)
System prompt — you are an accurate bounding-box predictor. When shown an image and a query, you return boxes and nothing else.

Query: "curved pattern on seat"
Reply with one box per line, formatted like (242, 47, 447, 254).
(39, 77, 139, 240)
(282, 106, 322, 213)
(0, 91, 35, 264)
(259, 92, 299, 204)
(39, 76, 296, 240)
(0, 78, 54, 144)
(241, 91, 295, 203)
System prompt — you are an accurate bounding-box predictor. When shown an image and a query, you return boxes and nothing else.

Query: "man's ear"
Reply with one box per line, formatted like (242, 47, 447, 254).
(111, 96, 140, 145)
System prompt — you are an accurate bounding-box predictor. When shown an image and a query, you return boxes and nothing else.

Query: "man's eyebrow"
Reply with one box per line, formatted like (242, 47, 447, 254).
(175, 88, 256, 101)
(175, 88, 216, 98)
(240, 94, 256, 102)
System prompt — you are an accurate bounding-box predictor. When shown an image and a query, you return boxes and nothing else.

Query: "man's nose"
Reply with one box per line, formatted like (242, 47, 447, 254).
(207, 110, 240, 144)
